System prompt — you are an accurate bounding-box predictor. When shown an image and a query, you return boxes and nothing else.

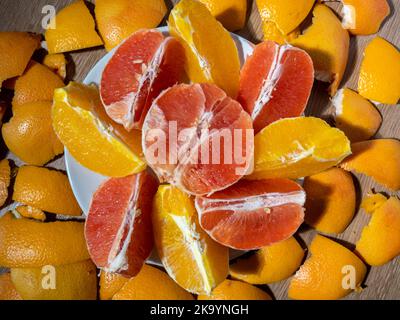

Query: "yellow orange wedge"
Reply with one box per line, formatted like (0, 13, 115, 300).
(358, 37, 400, 105)
(249, 117, 351, 180)
(99, 271, 129, 300)
(0, 273, 22, 300)
(169, 0, 240, 98)
(152, 185, 229, 295)
(15, 205, 46, 221)
(45, 0, 103, 54)
(43, 53, 67, 79)
(0, 159, 10, 207)
(291, 4, 350, 96)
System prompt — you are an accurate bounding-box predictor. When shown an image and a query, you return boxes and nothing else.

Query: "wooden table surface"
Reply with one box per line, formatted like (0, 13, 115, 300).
(0, 0, 399, 300)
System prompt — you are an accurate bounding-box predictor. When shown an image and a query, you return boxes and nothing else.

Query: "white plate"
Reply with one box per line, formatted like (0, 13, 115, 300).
(65, 26, 255, 264)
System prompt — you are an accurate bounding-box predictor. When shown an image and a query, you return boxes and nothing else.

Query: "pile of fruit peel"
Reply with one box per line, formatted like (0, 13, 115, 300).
(0, 0, 399, 301)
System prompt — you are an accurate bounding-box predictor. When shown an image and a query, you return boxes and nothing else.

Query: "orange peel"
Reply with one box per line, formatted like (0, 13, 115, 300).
(99, 271, 129, 300)
(261, 21, 300, 45)
(43, 53, 67, 79)
(0, 159, 10, 207)
(15, 205, 46, 222)
(361, 192, 387, 214)
(0, 273, 22, 300)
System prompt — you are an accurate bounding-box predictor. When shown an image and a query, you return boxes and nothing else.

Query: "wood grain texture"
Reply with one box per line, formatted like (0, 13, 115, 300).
(0, 0, 399, 300)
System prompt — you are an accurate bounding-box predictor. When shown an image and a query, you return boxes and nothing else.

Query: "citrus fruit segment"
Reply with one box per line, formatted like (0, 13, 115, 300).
(291, 4, 350, 96)
(153, 185, 228, 295)
(198, 0, 247, 31)
(99, 271, 129, 300)
(95, 0, 167, 51)
(112, 264, 194, 300)
(0, 213, 89, 268)
(43, 53, 67, 79)
(261, 21, 300, 45)
(333, 88, 382, 142)
(361, 192, 387, 214)
(0, 32, 40, 86)
(0, 159, 10, 207)
(304, 168, 355, 234)
(15, 205, 46, 221)
(197, 279, 272, 300)
(0, 273, 22, 300)
(85, 171, 158, 277)
(356, 196, 400, 266)
(169, 0, 240, 98)
(238, 41, 314, 133)
(52, 84, 146, 177)
(13, 166, 81, 216)
(2, 101, 64, 166)
(288, 235, 367, 300)
(12, 61, 64, 109)
(196, 179, 305, 250)
(340, 139, 400, 191)
(341, 0, 390, 35)
(358, 37, 400, 105)
(10, 259, 97, 300)
(100, 29, 185, 131)
(143, 83, 253, 196)
(229, 237, 305, 284)
(249, 117, 351, 180)
(44, 0, 103, 54)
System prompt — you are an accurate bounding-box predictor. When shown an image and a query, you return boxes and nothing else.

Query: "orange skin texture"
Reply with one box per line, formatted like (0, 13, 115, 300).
(261, 21, 300, 45)
(291, 4, 350, 96)
(288, 235, 367, 300)
(361, 192, 387, 214)
(95, 0, 167, 51)
(356, 197, 400, 266)
(229, 237, 305, 284)
(340, 139, 400, 191)
(99, 271, 129, 300)
(304, 167, 356, 234)
(198, 279, 272, 300)
(43, 53, 67, 79)
(342, 0, 390, 35)
(0, 159, 10, 207)
(15, 205, 46, 221)
(0, 273, 22, 300)
(0, 32, 40, 86)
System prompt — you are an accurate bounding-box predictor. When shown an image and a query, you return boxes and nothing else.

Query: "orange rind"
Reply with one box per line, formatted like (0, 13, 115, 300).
(288, 234, 367, 300)
(229, 237, 305, 284)
(340, 139, 400, 191)
(15, 205, 46, 221)
(261, 21, 300, 45)
(99, 271, 129, 300)
(43, 53, 67, 79)
(0, 159, 10, 207)
(0, 273, 22, 300)
(361, 192, 387, 214)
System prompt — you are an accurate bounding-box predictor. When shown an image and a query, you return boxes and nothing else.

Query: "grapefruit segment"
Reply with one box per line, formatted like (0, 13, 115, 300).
(100, 29, 185, 131)
(238, 41, 314, 133)
(85, 171, 158, 277)
(195, 179, 305, 250)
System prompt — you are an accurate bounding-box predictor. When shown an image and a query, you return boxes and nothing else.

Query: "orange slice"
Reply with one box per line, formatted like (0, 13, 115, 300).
(0, 273, 22, 300)
(15, 205, 46, 221)
(99, 271, 129, 300)
(249, 117, 351, 180)
(152, 185, 229, 295)
(0, 159, 10, 207)
(169, 0, 240, 97)
(45, 0, 103, 54)
(43, 53, 67, 79)
(358, 37, 400, 105)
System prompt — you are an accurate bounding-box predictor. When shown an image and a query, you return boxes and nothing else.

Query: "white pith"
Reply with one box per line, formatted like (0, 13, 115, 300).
(341, 4, 356, 30)
(332, 88, 345, 116)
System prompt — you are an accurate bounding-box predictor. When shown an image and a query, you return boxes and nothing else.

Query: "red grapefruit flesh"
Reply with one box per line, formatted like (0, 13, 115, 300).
(195, 179, 305, 250)
(100, 29, 185, 131)
(142, 83, 254, 196)
(238, 41, 314, 133)
(85, 171, 158, 277)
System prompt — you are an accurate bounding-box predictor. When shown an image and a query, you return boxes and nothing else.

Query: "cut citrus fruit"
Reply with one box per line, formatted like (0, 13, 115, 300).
(2, 101, 64, 166)
(238, 41, 314, 133)
(100, 29, 185, 130)
(44, 0, 103, 54)
(198, 0, 247, 31)
(196, 178, 305, 250)
(197, 279, 272, 300)
(229, 237, 305, 284)
(291, 4, 350, 96)
(261, 21, 300, 45)
(112, 264, 194, 300)
(52, 83, 146, 177)
(0, 273, 22, 300)
(143, 83, 253, 196)
(288, 234, 367, 300)
(43, 53, 67, 79)
(361, 192, 387, 214)
(0, 213, 89, 268)
(358, 37, 400, 105)
(13, 166, 81, 216)
(12, 61, 64, 109)
(304, 167, 355, 234)
(95, 0, 167, 51)
(10, 259, 97, 300)
(333, 88, 382, 142)
(356, 196, 400, 266)
(249, 117, 351, 180)
(0, 159, 10, 207)
(85, 171, 158, 276)
(15, 205, 46, 221)
(152, 185, 228, 295)
(99, 271, 129, 300)
(169, 0, 240, 98)
(340, 139, 400, 191)
(341, 0, 390, 35)
(0, 32, 40, 86)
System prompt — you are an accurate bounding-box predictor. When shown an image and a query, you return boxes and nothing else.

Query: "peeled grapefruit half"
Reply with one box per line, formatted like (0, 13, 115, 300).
(142, 83, 254, 196)
(238, 41, 314, 133)
(100, 29, 185, 131)
(85, 171, 158, 277)
(195, 179, 305, 250)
